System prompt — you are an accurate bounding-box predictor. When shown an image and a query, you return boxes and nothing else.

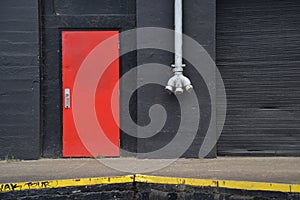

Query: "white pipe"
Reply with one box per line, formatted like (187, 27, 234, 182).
(175, 0, 183, 68)
(165, 0, 193, 95)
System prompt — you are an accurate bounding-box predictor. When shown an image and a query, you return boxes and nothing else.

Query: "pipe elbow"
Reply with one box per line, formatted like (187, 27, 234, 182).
(165, 75, 177, 93)
(180, 75, 193, 92)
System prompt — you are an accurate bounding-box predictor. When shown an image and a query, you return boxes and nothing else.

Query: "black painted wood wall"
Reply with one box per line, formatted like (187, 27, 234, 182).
(41, 0, 136, 158)
(136, 0, 216, 158)
(217, 0, 300, 155)
(0, 0, 40, 159)
(41, 0, 216, 158)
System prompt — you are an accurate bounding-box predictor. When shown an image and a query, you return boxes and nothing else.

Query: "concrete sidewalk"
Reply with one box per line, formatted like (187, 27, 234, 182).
(1, 157, 300, 184)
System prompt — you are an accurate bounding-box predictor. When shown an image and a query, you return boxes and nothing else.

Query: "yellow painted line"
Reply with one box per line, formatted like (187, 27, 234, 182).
(135, 174, 300, 193)
(0, 175, 134, 193)
(1, 174, 300, 194)
(135, 174, 217, 187)
(292, 184, 300, 193)
(218, 180, 292, 193)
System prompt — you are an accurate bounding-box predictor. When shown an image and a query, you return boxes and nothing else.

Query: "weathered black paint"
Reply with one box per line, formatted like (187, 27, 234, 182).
(54, 0, 134, 15)
(136, 183, 300, 200)
(0, 183, 135, 200)
(0, 0, 40, 159)
(216, 0, 300, 156)
(41, 0, 137, 157)
(136, 0, 216, 158)
(1, 182, 299, 200)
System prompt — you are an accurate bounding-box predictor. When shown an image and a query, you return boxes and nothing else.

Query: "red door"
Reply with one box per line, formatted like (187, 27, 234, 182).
(62, 31, 120, 157)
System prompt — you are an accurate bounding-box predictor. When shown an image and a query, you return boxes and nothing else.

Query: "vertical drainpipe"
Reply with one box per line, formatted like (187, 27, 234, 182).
(165, 0, 193, 95)
(174, 0, 183, 70)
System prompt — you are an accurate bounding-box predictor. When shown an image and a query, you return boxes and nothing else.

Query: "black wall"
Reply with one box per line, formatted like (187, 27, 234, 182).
(136, 0, 216, 158)
(41, 0, 216, 158)
(0, 0, 40, 159)
(41, 0, 136, 157)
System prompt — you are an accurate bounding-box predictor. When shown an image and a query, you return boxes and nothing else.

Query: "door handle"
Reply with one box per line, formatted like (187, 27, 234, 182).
(64, 88, 71, 108)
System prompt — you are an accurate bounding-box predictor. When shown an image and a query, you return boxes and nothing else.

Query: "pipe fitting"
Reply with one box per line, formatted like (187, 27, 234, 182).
(165, 71, 193, 95)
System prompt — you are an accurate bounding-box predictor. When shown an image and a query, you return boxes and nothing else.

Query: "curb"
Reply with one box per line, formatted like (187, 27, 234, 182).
(0, 175, 133, 193)
(1, 174, 300, 194)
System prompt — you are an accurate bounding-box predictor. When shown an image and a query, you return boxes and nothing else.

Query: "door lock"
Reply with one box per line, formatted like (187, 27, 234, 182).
(64, 88, 70, 108)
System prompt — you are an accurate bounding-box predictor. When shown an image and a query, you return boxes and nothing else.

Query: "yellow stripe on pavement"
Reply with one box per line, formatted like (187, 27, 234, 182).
(0, 175, 134, 193)
(135, 174, 300, 193)
(135, 174, 217, 188)
(1, 174, 300, 194)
